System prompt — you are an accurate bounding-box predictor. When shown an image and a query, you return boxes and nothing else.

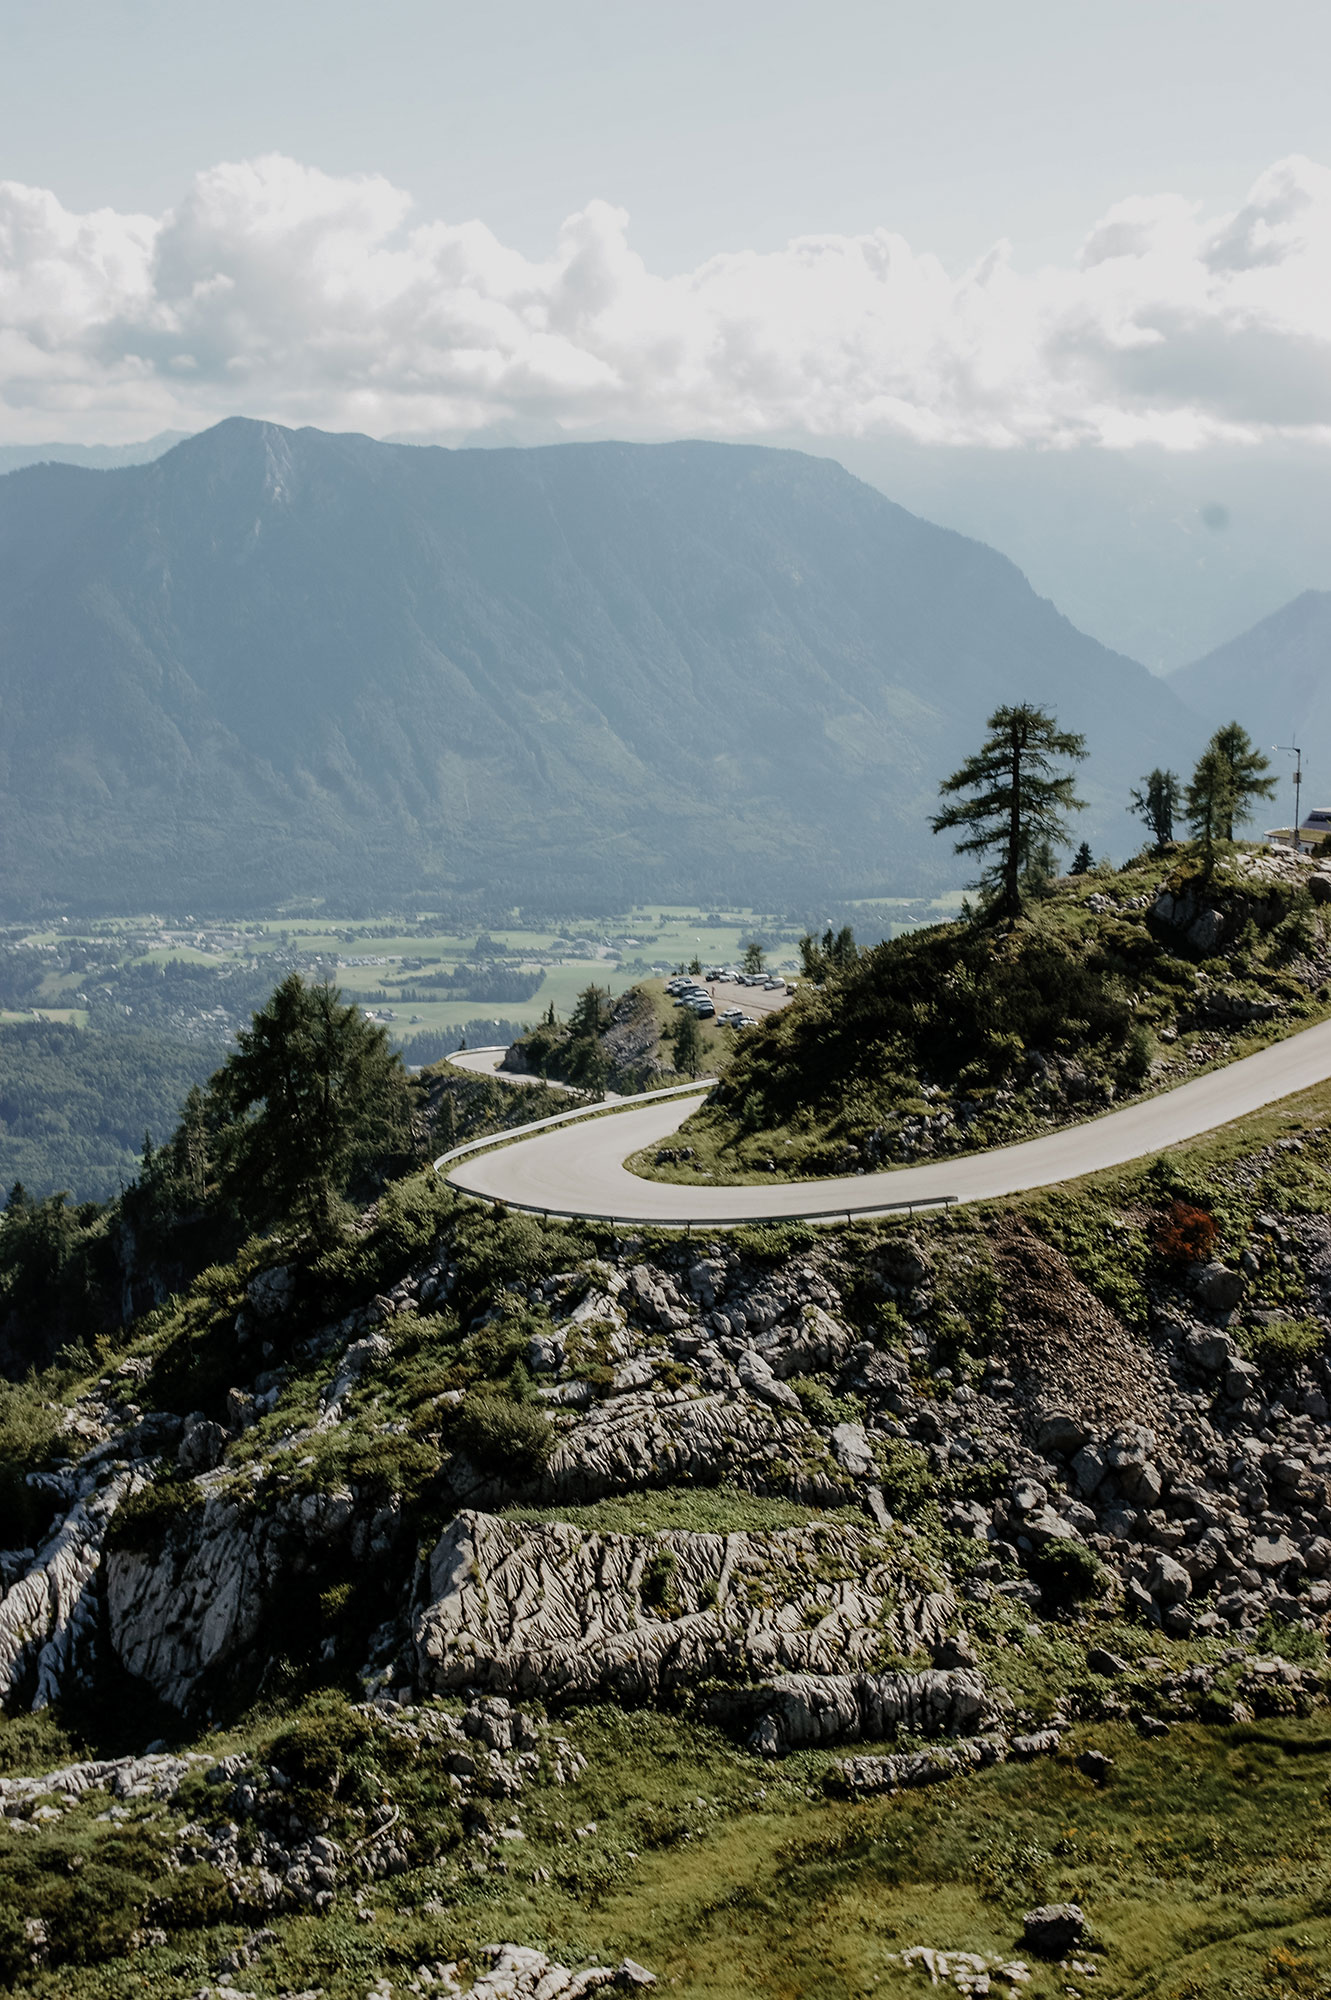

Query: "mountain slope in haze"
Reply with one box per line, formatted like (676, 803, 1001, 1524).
(0, 431, 190, 476)
(1171, 590, 1331, 823)
(0, 421, 1201, 912)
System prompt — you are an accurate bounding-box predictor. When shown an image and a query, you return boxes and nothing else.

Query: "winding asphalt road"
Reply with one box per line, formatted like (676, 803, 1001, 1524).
(443, 1016, 1331, 1226)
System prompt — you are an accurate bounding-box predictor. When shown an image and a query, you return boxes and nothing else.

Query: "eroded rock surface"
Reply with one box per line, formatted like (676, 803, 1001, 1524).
(414, 1510, 953, 1701)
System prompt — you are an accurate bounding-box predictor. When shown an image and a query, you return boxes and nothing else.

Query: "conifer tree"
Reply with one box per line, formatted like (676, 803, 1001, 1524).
(799, 926, 859, 980)
(932, 704, 1087, 918)
(1128, 768, 1181, 853)
(1070, 841, 1094, 876)
(1184, 745, 1233, 875)
(1210, 721, 1277, 839)
(671, 1006, 705, 1078)
(215, 974, 410, 1242)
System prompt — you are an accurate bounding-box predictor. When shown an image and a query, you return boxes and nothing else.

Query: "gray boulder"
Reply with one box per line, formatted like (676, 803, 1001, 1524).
(736, 1348, 802, 1413)
(1151, 1553, 1192, 1604)
(1252, 1533, 1301, 1570)
(1036, 1411, 1089, 1457)
(1023, 1904, 1086, 1957)
(1070, 1444, 1107, 1498)
(1185, 1327, 1237, 1375)
(177, 1418, 227, 1474)
(1190, 1262, 1244, 1313)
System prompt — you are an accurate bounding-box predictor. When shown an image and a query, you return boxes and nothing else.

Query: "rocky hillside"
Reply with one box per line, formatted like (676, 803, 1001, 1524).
(651, 843, 1331, 1185)
(3, 1072, 1331, 1991)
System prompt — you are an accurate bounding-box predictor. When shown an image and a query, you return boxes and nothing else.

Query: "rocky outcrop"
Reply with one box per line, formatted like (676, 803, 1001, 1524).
(436, 1946, 655, 1996)
(0, 1749, 207, 1813)
(105, 1477, 401, 1711)
(723, 1665, 996, 1756)
(413, 1511, 953, 1703)
(0, 1471, 133, 1710)
(829, 1733, 1007, 1793)
(537, 1390, 847, 1507)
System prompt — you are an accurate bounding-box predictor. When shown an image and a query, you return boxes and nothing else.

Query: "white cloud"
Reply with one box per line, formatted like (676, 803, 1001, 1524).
(4, 151, 1331, 446)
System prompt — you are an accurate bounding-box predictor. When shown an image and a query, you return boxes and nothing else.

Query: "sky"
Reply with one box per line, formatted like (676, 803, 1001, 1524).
(5, 0, 1331, 664)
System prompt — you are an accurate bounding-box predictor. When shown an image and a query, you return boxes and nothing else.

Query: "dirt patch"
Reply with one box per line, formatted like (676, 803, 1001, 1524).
(990, 1218, 1178, 1440)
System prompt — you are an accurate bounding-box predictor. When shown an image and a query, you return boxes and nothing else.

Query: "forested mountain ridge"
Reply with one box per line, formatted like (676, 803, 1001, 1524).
(0, 420, 1200, 912)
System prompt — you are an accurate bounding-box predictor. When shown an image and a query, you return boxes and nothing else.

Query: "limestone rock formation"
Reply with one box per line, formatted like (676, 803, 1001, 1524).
(414, 1510, 954, 1702)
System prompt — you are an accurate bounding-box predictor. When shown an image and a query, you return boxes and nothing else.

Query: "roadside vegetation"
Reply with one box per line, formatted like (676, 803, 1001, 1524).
(504, 979, 737, 1096)
(639, 713, 1327, 1185)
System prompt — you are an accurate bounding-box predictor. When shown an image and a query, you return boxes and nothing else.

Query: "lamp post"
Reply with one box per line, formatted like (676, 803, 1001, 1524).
(1277, 742, 1304, 852)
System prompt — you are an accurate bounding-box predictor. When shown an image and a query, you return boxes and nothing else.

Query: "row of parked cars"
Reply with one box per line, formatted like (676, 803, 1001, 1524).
(703, 967, 797, 993)
(666, 976, 721, 1019)
(665, 967, 797, 1029)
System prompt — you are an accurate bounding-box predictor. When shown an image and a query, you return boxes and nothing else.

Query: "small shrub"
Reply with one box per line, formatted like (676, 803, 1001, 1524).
(1155, 1198, 1219, 1266)
(104, 1474, 202, 1556)
(268, 1698, 377, 1813)
(452, 1390, 553, 1481)
(319, 1581, 355, 1622)
(728, 1222, 819, 1261)
(790, 1376, 861, 1427)
(461, 1308, 542, 1383)
(877, 1439, 933, 1517)
(0, 1710, 78, 1777)
(874, 1300, 913, 1347)
(1254, 1615, 1326, 1666)
(1026, 1537, 1104, 1608)
(154, 1861, 232, 1930)
(641, 1546, 682, 1618)
(0, 1380, 63, 1548)
(1121, 1020, 1154, 1083)
(1244, 1318, 1324, 1368)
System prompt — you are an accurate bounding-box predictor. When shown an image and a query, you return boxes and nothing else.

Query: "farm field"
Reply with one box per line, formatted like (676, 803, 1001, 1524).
(6, 900, 953, 1044)
(0, 898, 955, 1198)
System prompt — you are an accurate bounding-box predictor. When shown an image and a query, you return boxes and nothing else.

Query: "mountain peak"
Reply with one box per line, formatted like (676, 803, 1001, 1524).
(0, 426, 1196, 913)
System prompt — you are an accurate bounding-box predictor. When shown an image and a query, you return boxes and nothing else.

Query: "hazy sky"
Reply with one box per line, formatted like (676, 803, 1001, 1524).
(9, 0, 1331, 274)
(3, 0, 1331, 449)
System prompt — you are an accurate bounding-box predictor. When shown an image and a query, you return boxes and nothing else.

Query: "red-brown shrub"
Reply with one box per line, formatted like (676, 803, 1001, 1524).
(1155, 1198, 1219, 1265)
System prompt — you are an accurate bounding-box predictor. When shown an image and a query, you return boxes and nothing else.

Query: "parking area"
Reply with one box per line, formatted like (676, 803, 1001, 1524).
(665, 967, 797, 1029)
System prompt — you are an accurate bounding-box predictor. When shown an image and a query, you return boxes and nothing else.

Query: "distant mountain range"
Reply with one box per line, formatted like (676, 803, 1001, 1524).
(1168, 590, 1331, 822)
(0, 432, 191, 476)
(0, 420, 1207, 913)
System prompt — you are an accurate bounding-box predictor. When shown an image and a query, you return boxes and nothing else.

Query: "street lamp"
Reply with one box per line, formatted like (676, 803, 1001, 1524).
(1277, 742, 1304, 852)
